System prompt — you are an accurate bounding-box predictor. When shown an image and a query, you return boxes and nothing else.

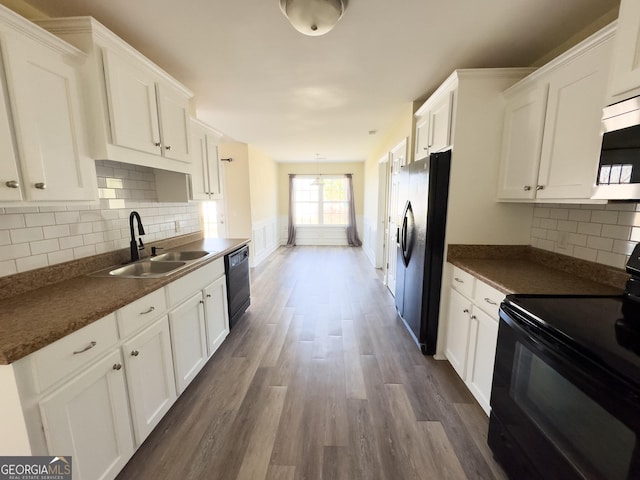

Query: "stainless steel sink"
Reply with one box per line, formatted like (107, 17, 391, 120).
(105, 260, 187, 278)
(150, 251, 211, 262)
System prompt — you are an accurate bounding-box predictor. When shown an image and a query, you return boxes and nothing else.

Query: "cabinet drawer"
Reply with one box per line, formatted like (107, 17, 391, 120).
(473, 280, 504, 319)
(32, 313, 118, 393)
(166, 258, 224, 306)
(451, 266, 475, 298)
(117, 288, 167, 338)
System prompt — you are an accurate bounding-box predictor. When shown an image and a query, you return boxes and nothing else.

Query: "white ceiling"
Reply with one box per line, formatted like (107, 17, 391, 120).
(24, 0, 620, 163)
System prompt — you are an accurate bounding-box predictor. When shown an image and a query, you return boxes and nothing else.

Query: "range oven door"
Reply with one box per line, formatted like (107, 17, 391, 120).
(489, 304, 640, 480)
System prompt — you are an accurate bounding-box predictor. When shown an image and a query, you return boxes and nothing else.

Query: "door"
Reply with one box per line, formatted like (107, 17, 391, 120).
(122, 317, 177, 445)
(103, 49, 162, 156)
(465, 307, 498, 415)
(537, 38, 612, 199)
(156, 82, 191, 163)
(497, 83, 548, 199)
(428, 91, 453, 153)
(608, 0, 640, 100)
(444, 288, 471, 379)
(39, 350, 134, 480)
(376, 155, 389, 271)
(3, 33, 96, 201)
(414, 116, 430, 161)
(190, 121, 210, 200)
(168, 292, 208, 394)
(0, 67, 20, 202)
(203, 276, 229, 356)
(205, 134, 223, 199)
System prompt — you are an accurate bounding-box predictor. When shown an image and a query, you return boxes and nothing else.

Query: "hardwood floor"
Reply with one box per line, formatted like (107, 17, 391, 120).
(116, 246, 506, 480)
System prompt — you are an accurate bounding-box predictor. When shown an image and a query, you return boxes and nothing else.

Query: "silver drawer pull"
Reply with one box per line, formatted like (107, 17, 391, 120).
(471, 315, 477, 320)
(454, 277, 464, 283)
(484, 298, 498, 306)
(140, 306, 155, 315)
(131, 350, 140, 357)
(113, 363, 122, 371)
(463, 309, 469, 314)
(73, 341, 97, 354)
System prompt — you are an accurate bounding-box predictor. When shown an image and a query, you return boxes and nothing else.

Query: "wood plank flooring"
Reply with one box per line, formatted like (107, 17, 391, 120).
(116, 246, 507, 480)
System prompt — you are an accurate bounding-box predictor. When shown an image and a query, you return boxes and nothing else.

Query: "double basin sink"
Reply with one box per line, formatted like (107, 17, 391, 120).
(93, 250, 214, 279)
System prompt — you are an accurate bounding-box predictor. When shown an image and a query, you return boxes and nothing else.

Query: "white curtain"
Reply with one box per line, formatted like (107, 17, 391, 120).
(345, 174, 362, 247)
(286, 174, 296, 247)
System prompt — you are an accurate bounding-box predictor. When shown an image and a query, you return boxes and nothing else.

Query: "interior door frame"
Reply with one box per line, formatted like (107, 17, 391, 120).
(376, 153, 390, 271)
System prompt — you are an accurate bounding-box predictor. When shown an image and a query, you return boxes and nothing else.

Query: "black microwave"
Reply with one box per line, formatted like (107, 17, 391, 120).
(594, 95, 640, 200)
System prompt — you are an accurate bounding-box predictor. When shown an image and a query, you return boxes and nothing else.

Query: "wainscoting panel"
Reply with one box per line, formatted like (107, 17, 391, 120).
(277, 216, 365, 247)
(251, 217, 279, 267)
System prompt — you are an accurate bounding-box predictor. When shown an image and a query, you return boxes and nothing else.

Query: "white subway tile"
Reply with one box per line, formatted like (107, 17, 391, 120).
(606, 203, 637, 211)
(48, 249, 74, 265)
(0, 214, 26, 230)
(37, 206, 67, 213)
(69, 222, 93, 236)
(16, 254, 48, 272)
(10, 227, 44, 243)
(591, 210, 619, 225)
(534, 208, 550, 218)
(83, 232, 104, 245)
(549, 208, 569, 220)
(540, 219, 558, 230)
(596, 250, 626, 269)
(108, 199, 126, 209)
(79, 211, 102, 222)
(537, 239, 555, 251)
(568, 209, 591, 222)
(568, 233, 587, 247)
(554, 244, 574, 255)
(531, 228, 547, 239)
(617, 211, 640, 226)
(24, 213, 55, 227)
(59, 235, 84, 250)
(99, 188, 117, 199)
(73, 245, 96, 259)
(4, 206, 38, 214)
(106, 178, 123, 189)
(601, 224, 632, 240)
(43, 225, 70, 239)
(614, 240, 637, 256)
(547, 230, 558, 242)
(0, 259, 16, 276)
(0, 230, 9, 246)
(578, 222, 602, 236)
(583, 204, 606, 210)
(573, 246, 598, 262)
(557, 220, 578, 233)
(0, 243, 30, 261)
(54, 211, 80, 224)
(587, 236, 614, 251)
(30, 238, 60, 255)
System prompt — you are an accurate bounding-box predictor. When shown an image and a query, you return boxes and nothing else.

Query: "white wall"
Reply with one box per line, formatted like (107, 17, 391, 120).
(0, 160, 201, 277)
(530, 202, 640, 269)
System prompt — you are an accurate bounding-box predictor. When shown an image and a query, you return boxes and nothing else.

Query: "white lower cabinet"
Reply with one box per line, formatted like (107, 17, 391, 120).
(444, 265, 503, 415)
(122, 316, 176, 445)
(39, 349, 134, 480)
(203, 276, 230, 356)
(169, 292, 208, 394)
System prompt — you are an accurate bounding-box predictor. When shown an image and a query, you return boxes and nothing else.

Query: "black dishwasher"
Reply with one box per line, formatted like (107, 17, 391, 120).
(224, 245, 250, 328)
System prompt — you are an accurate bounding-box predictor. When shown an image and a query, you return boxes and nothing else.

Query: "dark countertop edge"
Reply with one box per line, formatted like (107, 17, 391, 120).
(447, 244, 627, 294)
(0, 237, 250, 365)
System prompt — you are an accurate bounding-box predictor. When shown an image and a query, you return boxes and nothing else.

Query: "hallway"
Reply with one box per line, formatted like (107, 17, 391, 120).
(117, 246, 506, 479)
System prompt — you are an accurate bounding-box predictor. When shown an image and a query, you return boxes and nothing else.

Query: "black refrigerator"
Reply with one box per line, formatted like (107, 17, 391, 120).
(395, 150, 451, 354)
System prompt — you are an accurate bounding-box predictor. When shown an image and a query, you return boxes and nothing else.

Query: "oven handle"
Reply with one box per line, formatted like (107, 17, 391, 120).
(499, 305, 565, 355)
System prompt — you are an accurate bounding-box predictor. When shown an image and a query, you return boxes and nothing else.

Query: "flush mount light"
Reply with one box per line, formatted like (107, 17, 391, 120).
(279, 0, 347, 36)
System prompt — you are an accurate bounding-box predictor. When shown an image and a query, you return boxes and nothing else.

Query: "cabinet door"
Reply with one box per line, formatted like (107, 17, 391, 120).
(465, 307, 499, 416)
(608, 0, 640, 100)
(205, 134, 223, 199)
(497, 83, 548, 199)
(2, 33, 96, 201)
(0, 74, 20, 201)
(103, 49, 162, 157)
(122, 316, 177, 445)
(414, 116, 430, 161)
(39, 350, 134, 480)
(168, 292, 208, 394)
(190, 121, 210, 200)
(444, 288, 472, 379)
(428, 91, 453, 153)
(203, 276, 229, 357)
(537, 38, 612, 199)
(156, 83, 190, 163)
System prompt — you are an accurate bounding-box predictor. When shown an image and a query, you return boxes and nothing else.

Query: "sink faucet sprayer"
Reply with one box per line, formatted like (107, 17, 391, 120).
(129, 211, 146, 262)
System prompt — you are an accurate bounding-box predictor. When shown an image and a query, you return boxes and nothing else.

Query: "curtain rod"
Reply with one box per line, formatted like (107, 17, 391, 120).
(288, 173, 353, 176)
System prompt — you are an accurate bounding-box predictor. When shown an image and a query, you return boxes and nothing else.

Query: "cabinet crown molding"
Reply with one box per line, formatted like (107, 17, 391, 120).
(35, 16, 193, 98)
(0, 5, 85, 59)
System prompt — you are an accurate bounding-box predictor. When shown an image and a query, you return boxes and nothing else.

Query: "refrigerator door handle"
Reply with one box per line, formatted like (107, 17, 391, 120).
(401, 201, 411, 267)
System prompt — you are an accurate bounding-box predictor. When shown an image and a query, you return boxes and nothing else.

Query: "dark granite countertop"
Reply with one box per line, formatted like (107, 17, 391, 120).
(0, 235, 249, 365)
(447, 245, 626, 296)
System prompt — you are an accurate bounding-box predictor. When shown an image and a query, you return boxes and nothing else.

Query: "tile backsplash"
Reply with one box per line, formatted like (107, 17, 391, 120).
(0, 161, 201, 277)
(530, 203, 640, 270)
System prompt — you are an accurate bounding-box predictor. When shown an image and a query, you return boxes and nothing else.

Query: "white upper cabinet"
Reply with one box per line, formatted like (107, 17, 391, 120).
(36, 17, 194, 174)
(414, 89, 453, 161)
(190, 118, 223, 201)
(608, 0, 640, 103)
(497, 24, 614, 202)
(0, 7, 97, 204)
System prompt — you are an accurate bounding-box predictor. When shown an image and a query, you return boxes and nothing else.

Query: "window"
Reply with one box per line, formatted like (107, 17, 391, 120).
(293, 176, 348, 225)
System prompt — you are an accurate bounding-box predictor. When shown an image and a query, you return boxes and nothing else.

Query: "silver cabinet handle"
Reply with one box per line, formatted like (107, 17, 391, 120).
(454, 277, 464, 283)
(206, 294, 212, 298)
(165, 145, 172, 151)
(484, 298, 498, 306)
(131, 350, 140, 357)
(5, 180, 18, 188)
(463, 309, 469, 314)
(523, 185, 532, 191)
(34, 182, 46, 190)
(113, 363, 122, 370)
(536, 185, 544, 190)
(154, 142, 161, 147)
(471, 315, 477, 320)
(199, 299, 205, 304)
(140, 306, 155, 315)
(73, 341, 96, 354)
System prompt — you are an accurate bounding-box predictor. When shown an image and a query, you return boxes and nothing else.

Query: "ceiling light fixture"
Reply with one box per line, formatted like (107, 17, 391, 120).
(279, 0, 347, 36)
